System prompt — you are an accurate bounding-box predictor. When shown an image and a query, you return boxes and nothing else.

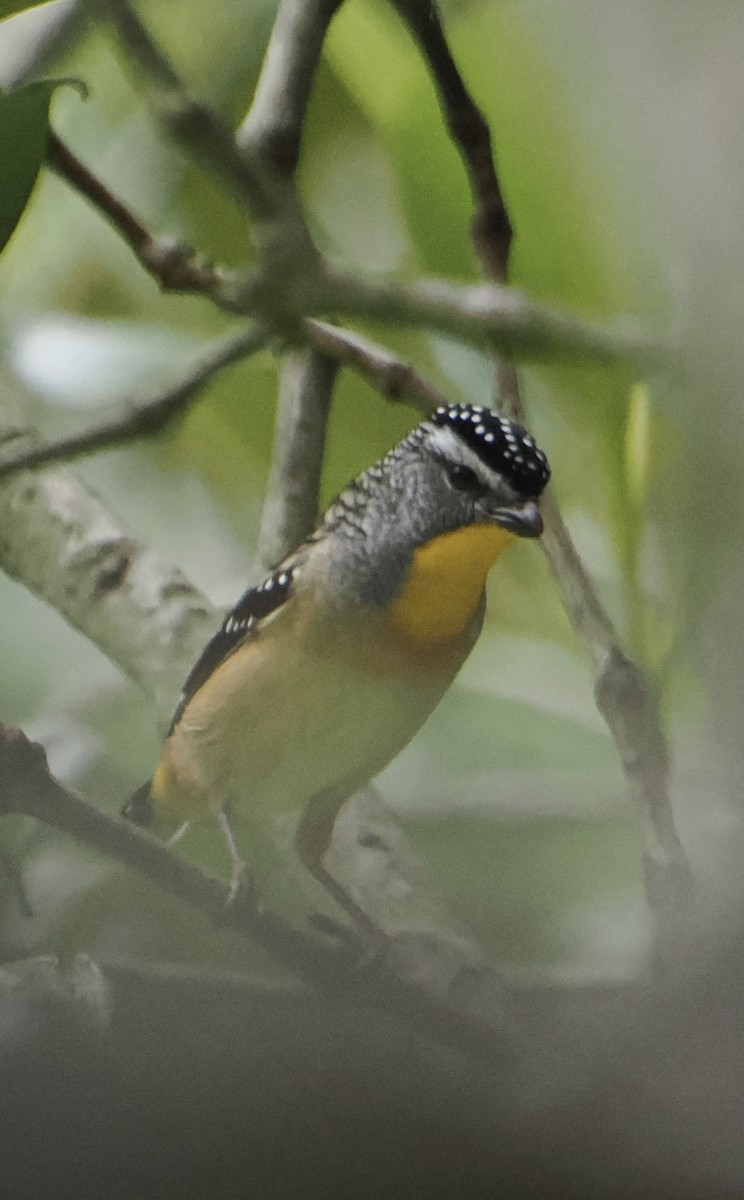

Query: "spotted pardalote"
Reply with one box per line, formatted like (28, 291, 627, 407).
(124, 404, 550, 924)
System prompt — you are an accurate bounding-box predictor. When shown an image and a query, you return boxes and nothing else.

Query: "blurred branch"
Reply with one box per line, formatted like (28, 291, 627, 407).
(238, 0, 342, 568)
(84, 0, 320, 286)
(320, 271, 657, 366)
(236, 0, 344, 173)
(305, 320, 448, 410)
(392, 0, 518, 404)
(45, 132, 244, 308)
(392, 0, 511, 283)
(58, 3, 656, 367)
(257, 351, 337, 568)
(0, 390, 216, 713)
(0, 724, 519, 1064)
(47, 130, 654, 367)
(539, 492, 691, 948)
(0, 325, 268, 483)
(407, 0, 690, 965)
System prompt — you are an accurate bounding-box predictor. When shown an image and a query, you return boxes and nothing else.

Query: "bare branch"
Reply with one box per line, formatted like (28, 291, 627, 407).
(392, 0, 518, 405)
(0, 326, 268, 483)
(392, 0, 511, 284)
(0, 725, 345, 985)
(238, 2, 343, 570)
(0, 391, 215, 712)
(47, 123, 653, 368)
(84, 0, 319, 279)
(0, 724, 519, 1063)
(396, 0, 690, 967)
(236, 0, 344, 174)
(305, 320, 449, 412)
(258, 351, 337, 568)
(322, 271, 658, 367)
(45, 132, 243, 308)
(540, 491, 692, 950)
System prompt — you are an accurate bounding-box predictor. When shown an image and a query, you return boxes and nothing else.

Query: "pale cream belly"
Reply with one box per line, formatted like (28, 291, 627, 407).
(163, 625, 463, 828)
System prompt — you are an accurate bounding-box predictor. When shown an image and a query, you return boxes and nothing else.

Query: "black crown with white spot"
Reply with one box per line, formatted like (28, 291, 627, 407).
(432, 404, 550, 497)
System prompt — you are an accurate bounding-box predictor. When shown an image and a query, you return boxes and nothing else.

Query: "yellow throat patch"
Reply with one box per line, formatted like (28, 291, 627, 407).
(387, 523, 516, 646)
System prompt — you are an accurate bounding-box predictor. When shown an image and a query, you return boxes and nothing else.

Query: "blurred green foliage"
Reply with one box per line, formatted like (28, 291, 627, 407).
(0, 0, 707, 974)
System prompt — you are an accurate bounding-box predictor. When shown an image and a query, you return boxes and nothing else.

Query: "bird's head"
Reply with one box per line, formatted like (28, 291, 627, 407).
(416, 403, 550, 539)
(324, 403, 550, 614)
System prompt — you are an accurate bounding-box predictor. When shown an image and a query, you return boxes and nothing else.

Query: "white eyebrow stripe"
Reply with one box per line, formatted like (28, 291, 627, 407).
(426, 425, 503, 488)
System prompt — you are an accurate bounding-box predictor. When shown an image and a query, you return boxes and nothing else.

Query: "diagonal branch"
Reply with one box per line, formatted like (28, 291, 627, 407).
(392, 0, 518, 405)
(45, 132, 244, 308)
(46, 123, 654, 367)
(0, 325, 268, 483)
(405, 0, 691, 966)
(305, 320, 449, 411)
(0, 724, 518, 1064)
(392, 0, 511, 284)
(84, 0, 319, 284)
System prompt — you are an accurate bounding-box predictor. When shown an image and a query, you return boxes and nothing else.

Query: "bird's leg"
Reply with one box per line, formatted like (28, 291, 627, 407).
(295, 790, 381, 944)
(217, 808, 251, 906)
(166, 821, 190, 847)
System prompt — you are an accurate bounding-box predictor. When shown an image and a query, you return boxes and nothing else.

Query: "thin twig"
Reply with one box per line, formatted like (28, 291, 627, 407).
(0, 724, 518, 1063)
(0, 326, 268, 483)
(409, 0, 691, 965)
(305, 320, 449, 411)
(392, 0, 518, 405)
(392, 0, 511, 283)
(46, 132, 243, 307)
(539, 492, 691, 924)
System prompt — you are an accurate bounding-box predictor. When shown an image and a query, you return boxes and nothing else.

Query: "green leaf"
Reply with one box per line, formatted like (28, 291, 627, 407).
(0, 82, 55, 254)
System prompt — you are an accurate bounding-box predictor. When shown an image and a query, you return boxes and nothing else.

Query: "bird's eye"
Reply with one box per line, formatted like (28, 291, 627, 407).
(446, 463, 482, 492)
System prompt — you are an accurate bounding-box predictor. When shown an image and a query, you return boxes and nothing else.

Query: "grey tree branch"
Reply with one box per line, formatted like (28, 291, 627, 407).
(319, 271, 657, 367)
(406, 0, 690, 966)
(84, 0, 320, 284)
(0, 464, 215, 715)
(392, 0, 511, 284)
(237, 0, 343, 568)
(305, 320, 449, 411)
(0, 325, 268, 483)
(236, 0, 345, 174)
(46, 126, 652, 368)
(0, 724, 518, 1064)
(257, 351, 338, 568)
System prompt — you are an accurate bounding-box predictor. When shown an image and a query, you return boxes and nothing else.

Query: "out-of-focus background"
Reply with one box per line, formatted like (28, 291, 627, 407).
(0, 0, 740, 980)
(5, 3, 744, 1198)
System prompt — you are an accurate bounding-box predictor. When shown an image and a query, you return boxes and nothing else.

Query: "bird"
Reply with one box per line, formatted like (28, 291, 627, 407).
(123, 402, 550, 929)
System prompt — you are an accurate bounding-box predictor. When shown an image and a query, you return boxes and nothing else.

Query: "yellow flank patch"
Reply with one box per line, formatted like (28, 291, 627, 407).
(387, 524, 516, 645)
(150, 757, 210, 827)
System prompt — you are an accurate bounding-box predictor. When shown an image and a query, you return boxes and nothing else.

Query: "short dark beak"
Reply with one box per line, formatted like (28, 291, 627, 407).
(493, 500, 543, 538)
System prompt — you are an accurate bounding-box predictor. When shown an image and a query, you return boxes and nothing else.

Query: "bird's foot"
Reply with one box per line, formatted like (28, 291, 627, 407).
(225, 860, 261, 913)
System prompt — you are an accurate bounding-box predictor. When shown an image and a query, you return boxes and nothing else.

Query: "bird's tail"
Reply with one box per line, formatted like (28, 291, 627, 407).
(121, 779, 154, 826)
